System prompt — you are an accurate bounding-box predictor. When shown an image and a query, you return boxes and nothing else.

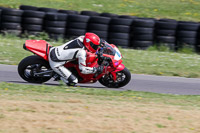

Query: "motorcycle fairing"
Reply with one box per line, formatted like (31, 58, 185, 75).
(24, 40, 51, 61)
(110, 64, 125, 81)
(64, 61, 98, 83)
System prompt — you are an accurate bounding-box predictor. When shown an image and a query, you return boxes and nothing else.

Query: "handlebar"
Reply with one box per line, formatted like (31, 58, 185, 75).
(96, 50, 110, 66)
(96, 40, 112, 66)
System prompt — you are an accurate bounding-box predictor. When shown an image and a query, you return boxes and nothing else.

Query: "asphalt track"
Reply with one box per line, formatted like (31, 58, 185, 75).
(0, 64, 200, 95)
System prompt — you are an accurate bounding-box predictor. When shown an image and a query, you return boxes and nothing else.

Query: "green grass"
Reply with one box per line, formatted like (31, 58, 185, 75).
(1, 82, 200, 107)
(1, 82, 200, 133)
(122, 47, 200, 78)
(0, 34, 200, 78)
(0, 0, 200, 21)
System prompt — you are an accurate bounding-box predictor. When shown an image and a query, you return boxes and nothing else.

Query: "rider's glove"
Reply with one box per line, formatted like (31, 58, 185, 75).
(93, 66, 104, 73)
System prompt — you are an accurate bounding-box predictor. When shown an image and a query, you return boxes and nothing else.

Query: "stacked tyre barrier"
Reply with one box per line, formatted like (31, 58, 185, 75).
(0, 10, 1, 29)
(176, 21, 200, 51)
(66, 14, 89, 38)
(131, 18, 155, 49)
(119, 15, 138, 19)
(87, 16, 110, 40)
(0, 5, 200, 53)
(100, 13, 119, 18)
(38, 7, 58, 13)
(155, 19, 178, 50)
(20, 5, 38, 11)
(22, 10, 45, 35)
(80, 11, 100, 16)
(198, 29, 200, 52)
(44, 13, 67, 40)
(1, 8, 23, 35)
(58, 9, 79, 15)
(108, 18, 133, 48)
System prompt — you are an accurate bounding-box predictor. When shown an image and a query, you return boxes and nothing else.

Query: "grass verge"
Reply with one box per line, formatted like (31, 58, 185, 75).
(1, 82, 200, 107)
(0, 82, 200, 133)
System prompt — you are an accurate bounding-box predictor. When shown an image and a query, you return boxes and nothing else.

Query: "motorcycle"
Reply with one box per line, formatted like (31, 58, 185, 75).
(18, 40, 131, 88)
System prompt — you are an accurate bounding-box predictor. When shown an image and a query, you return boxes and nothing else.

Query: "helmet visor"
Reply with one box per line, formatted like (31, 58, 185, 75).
(90, 42, 99, 50)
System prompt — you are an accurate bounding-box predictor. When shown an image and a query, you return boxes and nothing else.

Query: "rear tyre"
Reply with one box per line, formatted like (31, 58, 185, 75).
(18, 55, 51, 83)
(98, 67, 131, 88)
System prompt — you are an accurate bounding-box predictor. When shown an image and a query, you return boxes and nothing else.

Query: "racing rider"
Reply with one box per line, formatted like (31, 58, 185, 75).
(48, 32, 103, 86)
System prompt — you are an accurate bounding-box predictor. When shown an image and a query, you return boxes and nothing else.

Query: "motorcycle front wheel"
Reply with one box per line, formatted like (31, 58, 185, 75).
(18, 55, 52, 83)
(98, 67, 131, 88)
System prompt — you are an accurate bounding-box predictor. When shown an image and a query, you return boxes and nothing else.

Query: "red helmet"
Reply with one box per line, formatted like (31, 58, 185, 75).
(83, 32, 100, 53)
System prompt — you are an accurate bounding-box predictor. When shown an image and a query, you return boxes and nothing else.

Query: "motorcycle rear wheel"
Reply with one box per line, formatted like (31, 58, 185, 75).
(98, 67, 131, 88)
(18, 55, 52, 83)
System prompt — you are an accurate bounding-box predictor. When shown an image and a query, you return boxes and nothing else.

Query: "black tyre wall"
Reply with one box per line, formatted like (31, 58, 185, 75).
(38, 7, 58, 13)
(109, 25, 130, 33)
(45, 21, 66, 27)
(132, 18, 155, 27)
(2, 8, 23, 16)
(89, 16, 111, 24)
(176, 21, 200, 51)
(87, 16, 111, 40)
(23, 24, 43, 31)
(80, 11, 100, 16)
(23, 17, 43, 25)
(58, 10, 79, 15)
(45, 13, 67, 21)
(197, 31, 200, 52)
(178, 21, 199, 31)
(67, 22, 87, 29)
(108, 39, 130, 48)
(23, 10, 45, 18)
(88, 23, 109, 31)
(2, 15, 22, 23)
(119, 15, 138, 19)
(1, 8, 23, 35)
(110, 18, 133, 26)
(155, 20, 177, 30)
(66, 15, 90, 38)
(66, 29, 86, 39)
(22, 10, 45, 35)
(20, 5, 38, 11)
(100, 13, 119, 18)
(44, 13, 68, 40)
(155, 19, 178, 50)
(0, 10, 1, 29)
(1, 23, 21, 30)
(108, 18, 133, 48)
(68, 14, 90, 23)
(131, 18, 155, 49)
(88, 30, 108, 40)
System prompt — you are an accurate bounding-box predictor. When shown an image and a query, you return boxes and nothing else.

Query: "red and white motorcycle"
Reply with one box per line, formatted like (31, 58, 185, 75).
(18, 40, 131, 88)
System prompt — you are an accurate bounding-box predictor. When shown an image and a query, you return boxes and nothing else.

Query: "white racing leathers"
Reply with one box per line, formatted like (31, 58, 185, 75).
(48, 36, 96, 85)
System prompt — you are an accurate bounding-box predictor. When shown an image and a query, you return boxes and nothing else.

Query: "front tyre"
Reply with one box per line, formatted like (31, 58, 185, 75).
(98, 67, 131, 88)
(18, 55, 51, 83)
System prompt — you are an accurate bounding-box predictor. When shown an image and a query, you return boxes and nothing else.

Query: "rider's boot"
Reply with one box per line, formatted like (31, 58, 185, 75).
(53, 66, 78, 86)
(61, 74, 78, 86)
